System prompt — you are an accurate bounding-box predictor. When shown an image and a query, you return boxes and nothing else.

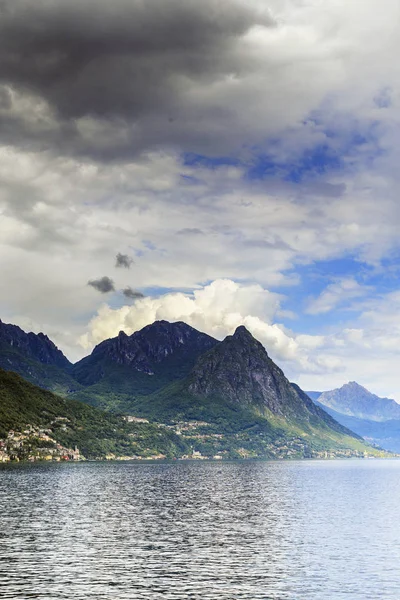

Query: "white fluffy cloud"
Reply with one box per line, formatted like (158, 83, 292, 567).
(79, 278, 320, 370)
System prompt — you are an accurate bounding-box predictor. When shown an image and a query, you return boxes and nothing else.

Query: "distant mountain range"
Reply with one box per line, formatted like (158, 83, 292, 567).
(313, 382, 400, 421)
(309, 382, 400, 452)
(0, 318, 387, 460)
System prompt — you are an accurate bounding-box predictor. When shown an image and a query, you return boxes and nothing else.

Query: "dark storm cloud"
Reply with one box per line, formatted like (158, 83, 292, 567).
(88, 276, 115, 293)
(122, 287, 145, 300)
(0, 0, 274, 159)
(115, 253, 134, 269)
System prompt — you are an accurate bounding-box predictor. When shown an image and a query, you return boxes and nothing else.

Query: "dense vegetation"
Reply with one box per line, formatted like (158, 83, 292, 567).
(0, 369, 189, 459)
(137, 380, 378, 456)
(0, 342, 81, 396)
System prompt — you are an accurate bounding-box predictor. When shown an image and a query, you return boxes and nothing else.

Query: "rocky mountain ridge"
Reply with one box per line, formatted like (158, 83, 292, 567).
(0, 319, 79, 395)
(72, 320, 217, 386)
(0, 319, 71, 368)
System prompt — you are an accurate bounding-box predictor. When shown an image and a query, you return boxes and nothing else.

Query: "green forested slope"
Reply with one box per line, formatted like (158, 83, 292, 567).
(0, 369, 188, 459)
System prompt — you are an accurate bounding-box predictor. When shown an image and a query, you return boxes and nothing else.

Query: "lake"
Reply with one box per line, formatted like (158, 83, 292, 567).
(0, 459, 400, 599)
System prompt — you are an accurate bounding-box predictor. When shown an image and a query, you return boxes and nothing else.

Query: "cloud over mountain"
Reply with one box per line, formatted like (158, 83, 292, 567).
(79, 279, 311, 370)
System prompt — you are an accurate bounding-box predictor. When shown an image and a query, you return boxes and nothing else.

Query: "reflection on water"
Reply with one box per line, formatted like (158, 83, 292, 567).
(1, 460, 400, 599)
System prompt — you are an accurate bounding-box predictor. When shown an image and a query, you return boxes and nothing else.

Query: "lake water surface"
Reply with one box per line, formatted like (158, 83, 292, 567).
(1, 459, 400, 599)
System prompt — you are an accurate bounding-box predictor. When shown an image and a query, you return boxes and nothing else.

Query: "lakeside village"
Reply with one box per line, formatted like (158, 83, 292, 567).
(0, 414, 381, 463)
(0, 422, 81, 463)
(0, 415, 84, 463)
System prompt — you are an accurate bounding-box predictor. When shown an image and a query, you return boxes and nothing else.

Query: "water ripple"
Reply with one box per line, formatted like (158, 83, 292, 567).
(1, 460, 400, 599)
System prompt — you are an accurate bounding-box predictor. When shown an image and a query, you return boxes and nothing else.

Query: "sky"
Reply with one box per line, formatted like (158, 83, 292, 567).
(1, 0, 400, 398)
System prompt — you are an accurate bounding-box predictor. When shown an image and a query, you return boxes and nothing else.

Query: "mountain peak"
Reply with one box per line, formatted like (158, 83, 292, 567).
(138, 320, 200, 336)
(178, 323, 356, 438)
(232, 325, 262, 345)
(318, 381, 400, 422)
(345, 381, 364, 389)
(233, 325, 252, 338)
(188, 324, 303, 416)
(231, 325, 270, 355)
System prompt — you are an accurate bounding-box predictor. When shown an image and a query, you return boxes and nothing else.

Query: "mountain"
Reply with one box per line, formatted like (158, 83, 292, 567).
(71, 320, 218, 409)
(0, 319, 80, 395)
(309, 382, 400, 453)
(185, 326, 347, 427)
(0, 319, 70, 368)
(316, 381, 400, 422)
(117, 326, 381, 459)
(0, 318, 387, 460)
(0, 368, 188, 461)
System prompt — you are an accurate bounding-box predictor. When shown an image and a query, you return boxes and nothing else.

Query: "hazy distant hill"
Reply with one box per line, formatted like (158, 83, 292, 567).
(305, 391, 322, 402)
(307, 382, 400, 453)
(311, 403, 400, 453)
(316, 382, 400, 421)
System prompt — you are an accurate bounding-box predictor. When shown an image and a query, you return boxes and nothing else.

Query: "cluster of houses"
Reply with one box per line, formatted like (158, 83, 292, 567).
(0, 426, 82, 463)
